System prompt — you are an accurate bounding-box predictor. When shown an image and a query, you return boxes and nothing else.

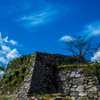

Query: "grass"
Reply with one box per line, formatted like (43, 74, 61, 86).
(0, 97, 14, 100)
(33, 93, 72, 100)
(39, 96, 72, 100)
(57, 63, 88, 68)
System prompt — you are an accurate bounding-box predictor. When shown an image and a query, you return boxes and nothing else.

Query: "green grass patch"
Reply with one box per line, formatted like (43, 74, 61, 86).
(0, 97, 14, 100)
(57, 64, 87, 68)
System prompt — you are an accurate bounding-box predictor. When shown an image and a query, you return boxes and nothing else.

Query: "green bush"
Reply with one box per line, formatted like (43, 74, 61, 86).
(21, 66, 26, 73)
(13, 69, 19, 76)
(4, 79, 8, 84)
(20, 74, 24, 80)
(3, 74, 6, 79)
(12, 78, 17, 86)
(8, 74, 13, 82)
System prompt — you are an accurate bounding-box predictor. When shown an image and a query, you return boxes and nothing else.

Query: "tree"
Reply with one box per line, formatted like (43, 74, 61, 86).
(65, 34, 99, 62)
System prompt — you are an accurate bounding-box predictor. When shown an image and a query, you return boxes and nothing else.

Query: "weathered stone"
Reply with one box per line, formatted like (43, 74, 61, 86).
(73, 78, 84, 85)
(88, 86, 98, 92)
(70, 71, 76, 77)
(72, 85, 77, 88)
(76, 85, 84, 92)
(78, 92, 87, 97)
(71, 88, 76, 91)
(98, 91, 100, 96)
(70, 92, 78, 96)
(88, 92, 95, 99)
(75, 74, 81, 78)
(86, 85, 92, 89)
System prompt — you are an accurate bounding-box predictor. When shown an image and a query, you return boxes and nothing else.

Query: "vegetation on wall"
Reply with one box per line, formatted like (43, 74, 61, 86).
(80, 61, 100, 85)
(0, 97, 14, 100)
(57, 63, 87, 68)
(0, 53, 36, 94)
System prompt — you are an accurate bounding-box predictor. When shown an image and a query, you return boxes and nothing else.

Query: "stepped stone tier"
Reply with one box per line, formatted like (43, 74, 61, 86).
(0, 52, 100, 100)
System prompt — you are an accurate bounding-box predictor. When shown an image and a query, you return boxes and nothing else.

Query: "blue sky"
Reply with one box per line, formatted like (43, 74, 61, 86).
(0, 0, 100, 65)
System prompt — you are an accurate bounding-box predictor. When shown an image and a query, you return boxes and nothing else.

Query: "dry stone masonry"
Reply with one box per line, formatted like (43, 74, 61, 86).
(0, 52, 100, 100)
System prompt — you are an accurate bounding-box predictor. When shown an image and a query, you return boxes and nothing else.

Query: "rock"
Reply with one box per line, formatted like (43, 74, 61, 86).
(76, 85, 84, 92)
(77, 68, 82, 73)
(88, 82, 93, 85)
(75, 74, 81, 78)
(78, 92, 87, 97)
(70, 72, 76, 77)
(72, 85, 77, 88)
(61, 76, 66, 81)
(85, 85, 92, 89)
(71, 88, 76, 91)
(73, 78, 84, 85)
(88, 86, 98, 92)
(88, 92, 95, 99)
(98, 91, 100, 96)
(70, 92, 78, 96)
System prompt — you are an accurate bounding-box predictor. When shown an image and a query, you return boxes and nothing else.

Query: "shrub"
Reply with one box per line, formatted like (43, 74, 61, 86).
(21, 66, 26, 73)
(4, 79, 8, 84)
(12, 78, 17, 86)
(20, 74, 24, 80)
(3, 74, 6, 79)
(13, 69, 19, 76)
(8, 74, 13, 82)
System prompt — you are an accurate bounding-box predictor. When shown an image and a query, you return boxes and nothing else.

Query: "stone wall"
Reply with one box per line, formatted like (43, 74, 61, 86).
(27, 52, 100, 99)
(57, 67, 100, 99)
(0, 52, 100, 100)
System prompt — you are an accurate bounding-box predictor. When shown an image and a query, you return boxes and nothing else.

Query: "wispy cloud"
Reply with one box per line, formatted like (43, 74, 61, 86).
(19, 7, 57, 27)
(17, 4, 57, 28)
(59, 35, 73, 42)
(84, 21, 100, 35)
(91, 48, 100, 62)
(0, 32, 20, 64)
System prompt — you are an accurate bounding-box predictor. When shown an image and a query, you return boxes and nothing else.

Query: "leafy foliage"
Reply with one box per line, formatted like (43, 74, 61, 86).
(13, 69, 19, 76)
(80, 62, 100, 85)
(21, 66, 26, 73)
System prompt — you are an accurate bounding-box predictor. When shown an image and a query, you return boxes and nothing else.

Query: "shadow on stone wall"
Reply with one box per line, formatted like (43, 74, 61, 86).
(27, 52, 64, 96)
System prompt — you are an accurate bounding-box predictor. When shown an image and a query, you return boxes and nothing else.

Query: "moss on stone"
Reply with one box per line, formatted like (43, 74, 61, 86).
(1, 53, 36, 95)
(57, 64, 87, 68)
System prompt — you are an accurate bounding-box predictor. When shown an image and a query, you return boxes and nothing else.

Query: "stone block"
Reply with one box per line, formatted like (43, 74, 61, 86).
(76, 85, 84, 92)
(78, 92, 87, 97)
(70, 71, 76, 77)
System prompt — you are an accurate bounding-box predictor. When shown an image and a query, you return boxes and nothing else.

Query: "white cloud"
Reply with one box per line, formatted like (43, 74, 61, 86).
(59, 35, 73, 42)
(3, 36, 8, 43)
(7, 49, 20, 59)
(91, 48, 100, 62)
(1, 45, 10, 52)
(10, 40, 17, 45)
(0, 71, 4, 75)
(0, 57, 7, 64)
(84, 21, 100, 35)
(0, 32, 20, 64)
